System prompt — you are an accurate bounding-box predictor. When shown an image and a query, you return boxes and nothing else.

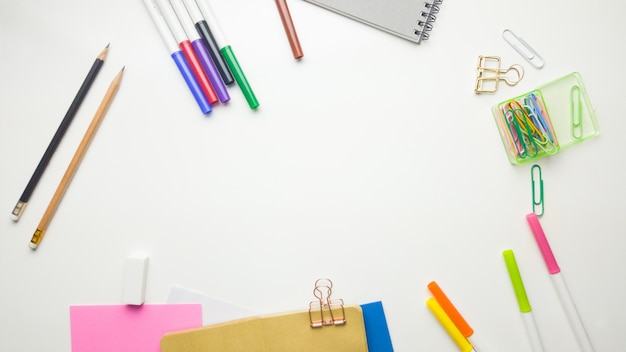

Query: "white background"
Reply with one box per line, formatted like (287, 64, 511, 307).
(1, 0, 625, 351)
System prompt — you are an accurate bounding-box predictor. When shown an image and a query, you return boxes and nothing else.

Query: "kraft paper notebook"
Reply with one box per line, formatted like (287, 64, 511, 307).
(160, 305, 368, 351)
(302, 0, 443, 43)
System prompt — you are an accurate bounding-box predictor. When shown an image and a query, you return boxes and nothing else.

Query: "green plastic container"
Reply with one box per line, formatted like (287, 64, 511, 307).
(492, 72, 600, 165)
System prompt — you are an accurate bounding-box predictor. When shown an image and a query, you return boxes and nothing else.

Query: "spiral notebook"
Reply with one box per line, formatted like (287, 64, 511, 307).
(302, 0, 443, 43)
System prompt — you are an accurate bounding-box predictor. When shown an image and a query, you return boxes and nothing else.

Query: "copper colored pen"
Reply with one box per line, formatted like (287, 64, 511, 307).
(274, 0, 303, 59)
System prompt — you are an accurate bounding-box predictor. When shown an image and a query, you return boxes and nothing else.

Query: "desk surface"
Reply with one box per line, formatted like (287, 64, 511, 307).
(1, 0, 625, 351)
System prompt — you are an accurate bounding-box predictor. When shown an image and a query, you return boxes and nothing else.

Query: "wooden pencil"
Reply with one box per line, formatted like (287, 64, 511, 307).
(11, 45, 109, 222)
(29, 67, 125, 250)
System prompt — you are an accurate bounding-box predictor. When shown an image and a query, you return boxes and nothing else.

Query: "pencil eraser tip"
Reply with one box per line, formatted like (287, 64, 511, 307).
(11, 201, 27, 221)
(122, 253, 149, 305)
(28, 242, 38, 250)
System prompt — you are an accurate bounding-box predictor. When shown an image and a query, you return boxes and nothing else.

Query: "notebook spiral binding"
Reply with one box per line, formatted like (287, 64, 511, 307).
(415, 0, 443, 42)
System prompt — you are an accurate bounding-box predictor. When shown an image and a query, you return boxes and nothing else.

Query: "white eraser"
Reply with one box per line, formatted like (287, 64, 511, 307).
(122, 253, 149, 305)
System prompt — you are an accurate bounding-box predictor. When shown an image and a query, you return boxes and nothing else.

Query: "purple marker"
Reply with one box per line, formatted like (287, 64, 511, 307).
(142, 0, 211, 114)
(169, 0, 230, 103)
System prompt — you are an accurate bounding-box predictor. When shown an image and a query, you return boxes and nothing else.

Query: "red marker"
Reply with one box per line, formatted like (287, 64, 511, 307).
(158, 0, 218, 105)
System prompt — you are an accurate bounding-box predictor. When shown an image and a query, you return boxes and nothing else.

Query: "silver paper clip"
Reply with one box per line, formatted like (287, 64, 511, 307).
(502, 29, 545, 69)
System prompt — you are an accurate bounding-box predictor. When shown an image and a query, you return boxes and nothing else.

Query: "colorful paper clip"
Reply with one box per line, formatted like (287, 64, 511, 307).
(475, 56, 524, 94)
(531, 164, 544, 216)
(308, 278, 346, 327)
(499, 92, 558, 161)
(571, 85, 583, 139)
(502, 29, 545, 69)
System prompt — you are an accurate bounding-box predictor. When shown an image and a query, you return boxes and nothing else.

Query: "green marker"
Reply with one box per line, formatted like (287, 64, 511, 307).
(194, 0, 259, 109)
(503, 249, 545, 352)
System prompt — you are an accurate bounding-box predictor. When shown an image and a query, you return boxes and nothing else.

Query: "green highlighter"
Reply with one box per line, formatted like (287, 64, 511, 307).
(503, 249, 545, 352)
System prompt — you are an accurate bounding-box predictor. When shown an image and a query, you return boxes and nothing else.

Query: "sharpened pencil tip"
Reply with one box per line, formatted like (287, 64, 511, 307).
(121, 66, 125, 71)
(106, 43, 110, 48)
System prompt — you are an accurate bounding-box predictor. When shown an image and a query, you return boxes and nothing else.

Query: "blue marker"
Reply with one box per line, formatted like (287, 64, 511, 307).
(142, 0, 212, 114)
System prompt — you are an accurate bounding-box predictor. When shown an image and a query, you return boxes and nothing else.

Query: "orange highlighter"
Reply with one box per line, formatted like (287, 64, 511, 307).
(428, 281, 488, 351)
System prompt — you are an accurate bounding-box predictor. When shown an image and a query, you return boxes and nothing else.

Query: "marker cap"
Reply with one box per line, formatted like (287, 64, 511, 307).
(427, 281, 474, 338)
(426, 297, 474, 352)
(526, 213, 561, 274)
(503, 249, 532, 313)
(171, 51, 212, 114)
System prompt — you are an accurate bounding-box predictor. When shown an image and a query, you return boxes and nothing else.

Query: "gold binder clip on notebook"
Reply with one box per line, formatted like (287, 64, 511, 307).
(475, 55, 524, 94)
(309, 279, 346, 327)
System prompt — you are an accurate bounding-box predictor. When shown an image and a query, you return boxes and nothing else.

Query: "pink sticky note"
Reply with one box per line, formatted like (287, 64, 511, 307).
(70, 304, 202, 352)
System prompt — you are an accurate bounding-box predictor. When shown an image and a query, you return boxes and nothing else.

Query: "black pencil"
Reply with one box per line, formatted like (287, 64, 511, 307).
(10, 44, 109, 221)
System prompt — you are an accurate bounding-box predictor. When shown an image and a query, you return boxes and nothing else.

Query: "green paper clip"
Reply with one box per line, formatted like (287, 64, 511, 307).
(531, 164, 544, 216)
(571, 85, 583, 139)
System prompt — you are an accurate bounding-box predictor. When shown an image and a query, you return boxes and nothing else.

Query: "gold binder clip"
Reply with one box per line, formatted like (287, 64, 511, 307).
(308, 278, 346, 328)
(475, 55, 524, 94)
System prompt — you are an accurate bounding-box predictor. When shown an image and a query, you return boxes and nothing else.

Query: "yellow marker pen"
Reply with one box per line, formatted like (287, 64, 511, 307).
(428, 281, 489, 351)
(426, 297, 474, 352)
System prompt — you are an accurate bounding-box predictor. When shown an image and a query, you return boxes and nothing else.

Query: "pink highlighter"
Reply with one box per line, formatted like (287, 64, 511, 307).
(525, 213, 595, 352)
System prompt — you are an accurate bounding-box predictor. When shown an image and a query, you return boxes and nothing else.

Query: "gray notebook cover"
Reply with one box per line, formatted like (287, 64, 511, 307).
(302, 0, 442, 43)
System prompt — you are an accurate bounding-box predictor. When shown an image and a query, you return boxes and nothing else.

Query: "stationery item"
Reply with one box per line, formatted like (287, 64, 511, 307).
(302, 0, 443, 43)
(170, 0, 230, 103)
(426, 297, 474, 352)
(10, 45, 109, 221)
(531, 165, 544, 216)
(194, 0, 260, 109)
(161, 279, 368, 351)
(142, 0, 212, 114)
(29, 68, 125, 250)
(427, 281, 488, 351)
(571, 85, 584, 139)
(167, 284, 259, 325)
(161, 306, 368, 351)
(70, 303, 202, 352)
(122, 253, 149, 305)
(182, 0, 233, 85)
(361, 301, 394, 352)
(475, 55, 524, 94)
(166, 285, 394, 351)
(502, 29, 544, 69)
(309, 278, 346, 327)
(503, 249, 544, 352)
(492, 72, 599, 165)
(496, 92, 557, 161)
(157, 0, 219, 105)
(275, 0, 304, 59)
(526, 213, 595, 352)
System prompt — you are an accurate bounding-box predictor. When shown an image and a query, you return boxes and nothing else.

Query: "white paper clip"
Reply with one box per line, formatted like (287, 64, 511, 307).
(502, 29, 545, 69)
